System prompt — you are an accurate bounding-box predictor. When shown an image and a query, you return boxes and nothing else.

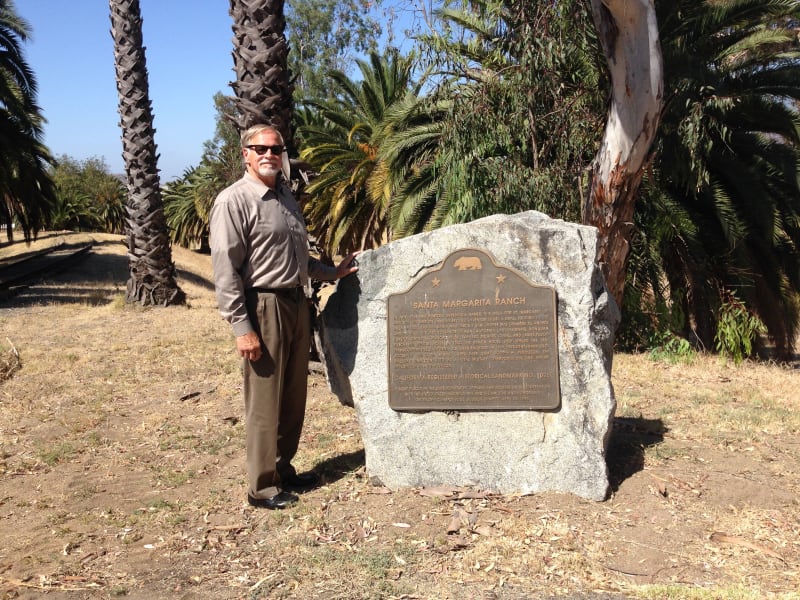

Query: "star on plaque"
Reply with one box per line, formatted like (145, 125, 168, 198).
(432, 277, 441, 287)
(496, 274, 507, 284)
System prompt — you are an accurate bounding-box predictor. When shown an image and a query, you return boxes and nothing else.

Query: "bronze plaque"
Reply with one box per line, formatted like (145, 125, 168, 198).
(387, 248, 560, 411)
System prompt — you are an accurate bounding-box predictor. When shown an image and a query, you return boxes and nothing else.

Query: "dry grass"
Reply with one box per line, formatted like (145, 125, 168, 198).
(0, 232, 798, 599)
(0, 341, 20, 382)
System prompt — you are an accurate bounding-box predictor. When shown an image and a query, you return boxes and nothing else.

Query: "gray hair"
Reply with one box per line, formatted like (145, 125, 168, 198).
(241, 124, 284, 147)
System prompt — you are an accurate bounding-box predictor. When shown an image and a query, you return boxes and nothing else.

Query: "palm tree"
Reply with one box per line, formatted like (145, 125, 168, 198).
(49, 156, 127, 234)
(164, 163, 231, 251)
(49, 189, 102, 232)
(164, 93, 245, 251)
(382, 93, 451, 239)
(298, 50, 421, 256)
(109, 0, 184, 306)
(0, 0, 57, 241)
(623, 0, 800, 358)
(203, 92, 248, 187)
(95, 177, 127, 234)
(228, 0, 294, 147)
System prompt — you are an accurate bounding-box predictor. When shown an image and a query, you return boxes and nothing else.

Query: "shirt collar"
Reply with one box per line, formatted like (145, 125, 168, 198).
(242, 171, 285, 199)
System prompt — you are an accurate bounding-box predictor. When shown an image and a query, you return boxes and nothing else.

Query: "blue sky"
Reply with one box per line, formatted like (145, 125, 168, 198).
(17, 2, 426, 182)
(18, 2, 234, 181)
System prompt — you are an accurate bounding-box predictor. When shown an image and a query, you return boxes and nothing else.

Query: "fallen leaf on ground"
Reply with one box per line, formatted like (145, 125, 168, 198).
(447, 507, 469, 534)
(419, 486, 459, 497)
(710, 532, 787, 563)
(457, 490, 492, 500)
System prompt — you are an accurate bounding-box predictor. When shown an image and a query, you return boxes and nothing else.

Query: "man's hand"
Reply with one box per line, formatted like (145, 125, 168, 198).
(335, 251, 361, 280)
(236, 331, 262, 361)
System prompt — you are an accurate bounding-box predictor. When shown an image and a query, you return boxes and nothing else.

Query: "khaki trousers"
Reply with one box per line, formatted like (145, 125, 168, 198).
(243, 288, 310, 500)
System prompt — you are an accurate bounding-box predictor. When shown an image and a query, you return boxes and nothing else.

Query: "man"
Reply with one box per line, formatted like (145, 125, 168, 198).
(210, 124, 358, 509)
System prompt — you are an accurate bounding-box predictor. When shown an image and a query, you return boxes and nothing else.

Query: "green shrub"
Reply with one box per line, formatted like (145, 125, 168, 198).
(648, 331, 696, 364)
(714, 291, 766, 365)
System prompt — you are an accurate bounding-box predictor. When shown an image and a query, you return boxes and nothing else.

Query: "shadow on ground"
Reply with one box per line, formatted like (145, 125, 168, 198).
(0, 239, 215, 308)
(0, 249, 126, 307)
(316, 449, 366, 486)
(606, 416, 666, 491)
(311, 416, 665, 496)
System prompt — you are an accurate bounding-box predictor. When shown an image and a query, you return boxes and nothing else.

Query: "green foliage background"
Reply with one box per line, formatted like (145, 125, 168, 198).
(4, 0, 800, 358)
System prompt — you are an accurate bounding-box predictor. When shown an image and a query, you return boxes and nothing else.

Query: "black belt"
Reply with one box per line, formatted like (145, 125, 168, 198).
(247, 286, 305, 301)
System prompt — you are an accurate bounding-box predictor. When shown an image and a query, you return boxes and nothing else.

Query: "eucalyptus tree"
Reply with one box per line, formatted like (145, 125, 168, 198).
(228, 0, 294, 148)
(583, 0, 663, 308)
(298, 50, 421, 257)
(109, 0, 184, 306)
(622, 0, 800, 358)
(419, 0, 800, 358)
(389, 0, 605, 235)
(286, 0, 383, 103)
(0, 0, 57, 241)
(403, 0, 663, 309)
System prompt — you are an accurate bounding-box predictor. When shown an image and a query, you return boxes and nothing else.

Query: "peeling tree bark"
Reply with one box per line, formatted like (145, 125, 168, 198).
(583, 0, 663, 308)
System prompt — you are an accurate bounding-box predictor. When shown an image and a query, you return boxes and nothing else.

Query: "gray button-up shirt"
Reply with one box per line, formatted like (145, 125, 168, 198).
(210, 173, 336, 336)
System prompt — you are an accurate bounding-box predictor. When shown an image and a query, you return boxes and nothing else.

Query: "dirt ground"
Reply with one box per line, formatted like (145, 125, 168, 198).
(0, 233, 798, 599)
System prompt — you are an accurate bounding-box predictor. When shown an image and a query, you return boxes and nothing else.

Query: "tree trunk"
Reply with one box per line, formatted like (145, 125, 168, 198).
(109, 0, 185, 306)
(228, 0, 295, 150)
(583, 0, 663, 308)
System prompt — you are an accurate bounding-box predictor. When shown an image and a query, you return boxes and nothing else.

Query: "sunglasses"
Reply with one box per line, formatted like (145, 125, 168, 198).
(245, 144, 284, 155)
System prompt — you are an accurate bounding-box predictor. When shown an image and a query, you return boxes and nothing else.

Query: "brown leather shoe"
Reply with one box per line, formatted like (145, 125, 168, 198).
(247, 491, 298, 509)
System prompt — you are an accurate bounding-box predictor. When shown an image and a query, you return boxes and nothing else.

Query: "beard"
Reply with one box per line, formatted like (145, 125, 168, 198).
(257, 163, 281, 179)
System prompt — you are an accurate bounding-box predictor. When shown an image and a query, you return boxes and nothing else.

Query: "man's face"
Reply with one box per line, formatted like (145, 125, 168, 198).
(243, 129, 284, 186)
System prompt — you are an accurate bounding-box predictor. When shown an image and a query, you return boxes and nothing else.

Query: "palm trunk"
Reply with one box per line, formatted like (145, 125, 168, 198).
(228, 0, 294, 150)
(583, 0, 663, 308)
(109, 0, 184, 306)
